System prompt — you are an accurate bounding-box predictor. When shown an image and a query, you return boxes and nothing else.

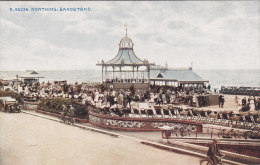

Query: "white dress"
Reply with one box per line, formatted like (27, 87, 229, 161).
(249, 99, 255, 111)
(94, 91, 99, 102)
(150, 94, 155, 103)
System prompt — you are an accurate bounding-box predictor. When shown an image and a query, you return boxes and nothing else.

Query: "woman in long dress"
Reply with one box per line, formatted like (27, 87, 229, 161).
(234, 95, 239, 105)
(94, 90, 99, 103)
(249, 98, 255, 111)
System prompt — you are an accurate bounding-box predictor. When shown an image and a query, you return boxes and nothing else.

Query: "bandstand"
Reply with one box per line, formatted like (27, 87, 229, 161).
(19, 70, 44, 84)
(97, 26, 154, 90)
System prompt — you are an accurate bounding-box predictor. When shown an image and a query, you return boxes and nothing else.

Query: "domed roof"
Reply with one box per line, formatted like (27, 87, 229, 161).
(97, 26, 155, 66)
(119, 36, 133, 48)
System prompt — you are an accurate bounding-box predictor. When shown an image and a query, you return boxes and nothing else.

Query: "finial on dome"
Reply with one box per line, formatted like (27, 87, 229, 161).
(124, 23, 128, 36)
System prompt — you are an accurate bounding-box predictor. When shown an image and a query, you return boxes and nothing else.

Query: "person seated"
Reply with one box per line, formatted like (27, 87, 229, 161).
(241, 103, 250, 112)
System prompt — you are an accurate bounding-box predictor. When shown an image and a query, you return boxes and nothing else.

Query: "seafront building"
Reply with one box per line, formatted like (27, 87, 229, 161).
(97, 27, 208, 90)
(150, 65, 209, 89)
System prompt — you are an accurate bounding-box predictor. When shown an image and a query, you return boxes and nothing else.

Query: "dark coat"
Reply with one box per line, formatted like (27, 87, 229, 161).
(207, 142, 220, 157)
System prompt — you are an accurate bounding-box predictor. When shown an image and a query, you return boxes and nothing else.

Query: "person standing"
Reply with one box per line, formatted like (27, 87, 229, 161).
(103, 90, 108, 105)
(94, 90, 99, 103)
(109, 93, 115, 107)
(218, 95, 223, 108)
(242, 97, 247, 107)
(117, 92, 124, 105)
(68, 105, 75, 117)
(234, 95, 239, 105)
(158, 90, 163, 105)
(149, 93, 155, 107)
(221, 96, 225, 108)
(123, 92, 127, 108)
(166, 90, 171, 104)
(193, 93, 199, 107)
(249, 96, 255, 111)
(126, 93, 132, 108)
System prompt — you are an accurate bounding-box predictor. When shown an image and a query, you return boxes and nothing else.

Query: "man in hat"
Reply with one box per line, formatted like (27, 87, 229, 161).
(207, 139, 224, 164)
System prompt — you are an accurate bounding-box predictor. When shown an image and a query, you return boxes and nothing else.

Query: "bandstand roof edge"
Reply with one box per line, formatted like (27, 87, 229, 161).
(104, 49, 154, 66)
(150, 69, 209, 83)
(97, 63, 154, 67)
(106, 70, 149, 72)
(150, 78, 178, 81)
(179, 80, 209, 83)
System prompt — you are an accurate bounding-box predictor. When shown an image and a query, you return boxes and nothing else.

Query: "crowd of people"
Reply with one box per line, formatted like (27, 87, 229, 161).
(7, 81, 216, 109)
(105, 78, 148, 84)
(2, 80, 260, 112)
(239, 95, 260, 111)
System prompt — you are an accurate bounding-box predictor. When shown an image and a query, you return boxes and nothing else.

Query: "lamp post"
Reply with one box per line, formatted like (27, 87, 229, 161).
(16, 75, 18, 92)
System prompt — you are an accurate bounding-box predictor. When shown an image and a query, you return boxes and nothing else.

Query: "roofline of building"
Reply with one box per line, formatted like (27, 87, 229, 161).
(150, 79, 209, 83)
(150, 67, 192, 71)
(179, 80, 209, 83)
(19, 77, 45, 78)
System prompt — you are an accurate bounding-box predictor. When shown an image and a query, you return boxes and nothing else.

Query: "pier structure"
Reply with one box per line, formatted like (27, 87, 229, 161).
(97, 25, 154, 90)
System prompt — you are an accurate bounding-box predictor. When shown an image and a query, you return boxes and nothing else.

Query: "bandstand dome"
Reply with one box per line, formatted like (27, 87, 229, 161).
(119, 36, 133, 48)
(102, 35, 151, 66)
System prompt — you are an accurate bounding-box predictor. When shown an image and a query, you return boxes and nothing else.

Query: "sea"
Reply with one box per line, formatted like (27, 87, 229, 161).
(0, 69, 259, 90)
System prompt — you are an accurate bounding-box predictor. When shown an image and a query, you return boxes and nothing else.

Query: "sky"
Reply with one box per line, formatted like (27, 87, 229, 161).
(0, 1, 259, 71)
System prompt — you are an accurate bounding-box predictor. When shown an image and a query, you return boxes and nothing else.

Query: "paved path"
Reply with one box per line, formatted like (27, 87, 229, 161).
(0, 112, 201, 165)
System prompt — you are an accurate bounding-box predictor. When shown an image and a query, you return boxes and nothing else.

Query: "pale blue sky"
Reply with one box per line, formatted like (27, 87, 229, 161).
(0, 1, 259, 71)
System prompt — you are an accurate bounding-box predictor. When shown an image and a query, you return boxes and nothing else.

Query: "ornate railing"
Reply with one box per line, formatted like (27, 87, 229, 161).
(87, 104, 260, 131)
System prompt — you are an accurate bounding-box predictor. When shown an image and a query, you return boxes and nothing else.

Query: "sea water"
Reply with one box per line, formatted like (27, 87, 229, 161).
(0, 69, 259, 90)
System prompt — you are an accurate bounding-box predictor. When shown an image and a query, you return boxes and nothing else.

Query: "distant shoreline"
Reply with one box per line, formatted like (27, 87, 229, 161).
(1, 70, 259, 89)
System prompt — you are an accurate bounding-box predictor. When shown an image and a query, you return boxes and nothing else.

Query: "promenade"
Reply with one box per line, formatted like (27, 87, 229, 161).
(3, 108, 257, 165)
(0, 112, 200, 165)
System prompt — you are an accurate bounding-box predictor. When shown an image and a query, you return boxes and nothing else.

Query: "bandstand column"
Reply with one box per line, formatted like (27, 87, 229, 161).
(105, 66, 107, 81)
(112, 66, 115, 80)
(133, 66, 135, 82)
(147, 65, 150, 89)
(101, 65, 104, 82)
(137, 66, 139, 83)
(120, 66, 122, 80)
